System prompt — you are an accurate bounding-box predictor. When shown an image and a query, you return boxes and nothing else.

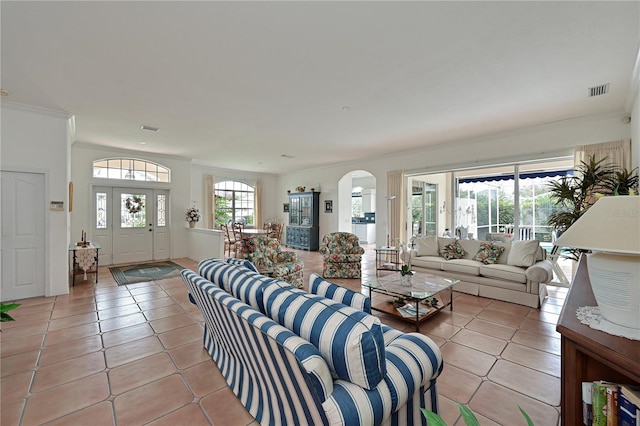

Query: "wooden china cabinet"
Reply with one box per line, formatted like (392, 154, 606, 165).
(285, 191, 320, 251)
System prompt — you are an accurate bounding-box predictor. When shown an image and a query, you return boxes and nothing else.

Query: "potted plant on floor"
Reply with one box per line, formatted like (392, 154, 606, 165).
(547, 156, 638, 261)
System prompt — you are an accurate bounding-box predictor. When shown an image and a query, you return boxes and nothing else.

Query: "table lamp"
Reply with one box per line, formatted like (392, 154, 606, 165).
(553, 195, 640, 330)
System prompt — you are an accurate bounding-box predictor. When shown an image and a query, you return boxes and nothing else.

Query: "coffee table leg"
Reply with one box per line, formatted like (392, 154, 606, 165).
(450, 287, 453, 311)
(414, 300, 420, 332)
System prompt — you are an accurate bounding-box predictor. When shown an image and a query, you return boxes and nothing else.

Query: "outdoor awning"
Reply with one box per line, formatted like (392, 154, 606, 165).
(458, 170, 573, 184)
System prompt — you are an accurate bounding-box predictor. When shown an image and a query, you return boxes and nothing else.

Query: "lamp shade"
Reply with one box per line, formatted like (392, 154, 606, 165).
(553, 195, 640, 254)
(554, 195, 640, 330)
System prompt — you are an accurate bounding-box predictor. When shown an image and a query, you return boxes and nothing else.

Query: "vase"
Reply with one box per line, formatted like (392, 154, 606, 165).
(401, 274, 412, 287)
(189, 221, 196, 228)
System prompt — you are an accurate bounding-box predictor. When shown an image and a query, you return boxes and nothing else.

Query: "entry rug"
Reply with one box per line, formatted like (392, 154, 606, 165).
(109, 261, 184, 286)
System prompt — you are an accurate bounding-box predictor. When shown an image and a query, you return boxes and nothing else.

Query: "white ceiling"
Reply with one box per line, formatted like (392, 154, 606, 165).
(2, 1, 638, 174)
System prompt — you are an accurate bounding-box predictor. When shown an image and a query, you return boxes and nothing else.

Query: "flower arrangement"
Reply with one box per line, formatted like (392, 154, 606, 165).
(185, 206, 201, 223)
(241, 237, 256, 253)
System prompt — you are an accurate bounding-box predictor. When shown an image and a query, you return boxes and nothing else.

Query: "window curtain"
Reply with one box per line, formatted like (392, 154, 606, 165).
(254, 179, 263, 228)
(387, 170, 405, 246)
(574, 139, 632, 170)
(204, 175, 215, 229)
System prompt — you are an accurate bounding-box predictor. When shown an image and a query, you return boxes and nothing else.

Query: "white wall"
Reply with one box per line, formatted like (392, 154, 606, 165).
(1, 102, 72, 297)
(71, 143, 192, 262)
(632, 90, 640, 172)
(280, 112, 632, 244)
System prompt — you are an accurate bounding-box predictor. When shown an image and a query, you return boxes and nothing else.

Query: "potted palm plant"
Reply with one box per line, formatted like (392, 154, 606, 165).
(547, 155, 638, 261)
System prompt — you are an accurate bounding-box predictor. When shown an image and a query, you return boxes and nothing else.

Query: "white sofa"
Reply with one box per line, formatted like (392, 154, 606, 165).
(410, 237, 553, 308)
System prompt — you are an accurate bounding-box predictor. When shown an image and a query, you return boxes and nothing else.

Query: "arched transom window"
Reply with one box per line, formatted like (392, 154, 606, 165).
(93, 158, 171, 182)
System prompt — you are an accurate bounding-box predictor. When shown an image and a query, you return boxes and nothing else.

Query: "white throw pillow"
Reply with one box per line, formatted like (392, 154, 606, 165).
(507, 240, 540, 267)
(415, 236, 439, 256)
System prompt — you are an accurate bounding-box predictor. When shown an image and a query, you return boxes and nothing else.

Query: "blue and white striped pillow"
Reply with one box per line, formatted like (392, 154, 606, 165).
(262, 283, 386, 390)
(198, 258, 237, 292)
(225, 257, 259, 272)
(309, 273, 371, 314)
(225, 267, 282, 311)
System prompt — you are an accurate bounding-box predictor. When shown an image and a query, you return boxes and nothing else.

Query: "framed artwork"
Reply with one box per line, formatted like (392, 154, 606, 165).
(325, 200, 333, 213)
(283, 203, 289, 213)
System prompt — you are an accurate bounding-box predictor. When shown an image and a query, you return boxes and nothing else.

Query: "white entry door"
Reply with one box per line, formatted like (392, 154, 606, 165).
(113, 188, 154, 264)
(1, 171, 46, 300)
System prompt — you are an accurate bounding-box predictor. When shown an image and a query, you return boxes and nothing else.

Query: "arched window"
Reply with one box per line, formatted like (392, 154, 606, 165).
(93, 158, 171, 182)
(214, 181, 255, 226)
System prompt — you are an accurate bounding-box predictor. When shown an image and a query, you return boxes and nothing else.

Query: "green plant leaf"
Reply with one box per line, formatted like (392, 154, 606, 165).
(1, 303, 20, 313)
(518, 406, 534, 426)
(458, 403, 480, 426)
(420, 408, 448, 426)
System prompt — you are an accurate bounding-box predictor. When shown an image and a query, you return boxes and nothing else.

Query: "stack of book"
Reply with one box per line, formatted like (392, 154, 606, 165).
(582, 381, 639, 426)
(396, 303, 431, 318)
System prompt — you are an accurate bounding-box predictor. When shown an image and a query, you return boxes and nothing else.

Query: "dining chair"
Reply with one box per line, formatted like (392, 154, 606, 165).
(232, 222, 244, 256)
(221, 223, 237, 257)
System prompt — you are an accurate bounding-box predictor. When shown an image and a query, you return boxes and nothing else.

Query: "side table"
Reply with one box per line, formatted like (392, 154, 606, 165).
(69, 242, 101, 286)
(375, 247, 399, 276)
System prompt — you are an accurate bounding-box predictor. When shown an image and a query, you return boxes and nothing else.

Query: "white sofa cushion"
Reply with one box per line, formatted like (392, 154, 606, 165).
(507, 240, 540, 267)
(415, 236, 439, 256)
(440, 259, 482, 275)
(479, 264, 528, 283)
(411, 255, 445, 270)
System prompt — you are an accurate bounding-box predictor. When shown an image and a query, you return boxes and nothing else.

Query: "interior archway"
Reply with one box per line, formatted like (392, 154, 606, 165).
(337, 170, 377, 244)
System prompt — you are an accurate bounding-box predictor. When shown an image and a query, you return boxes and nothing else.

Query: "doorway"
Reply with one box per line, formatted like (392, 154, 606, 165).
(1, 171, 46, 300)
(93, 186, 170, 265)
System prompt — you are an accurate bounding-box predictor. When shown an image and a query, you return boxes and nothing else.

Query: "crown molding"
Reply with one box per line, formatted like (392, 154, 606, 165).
(1, 100, 73, 119)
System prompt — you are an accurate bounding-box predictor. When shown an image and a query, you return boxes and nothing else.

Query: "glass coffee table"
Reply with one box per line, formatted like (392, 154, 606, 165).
(363, 271, 459, 331)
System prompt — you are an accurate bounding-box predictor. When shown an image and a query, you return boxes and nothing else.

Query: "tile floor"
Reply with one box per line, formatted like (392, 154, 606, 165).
(1, 246, 566, 425)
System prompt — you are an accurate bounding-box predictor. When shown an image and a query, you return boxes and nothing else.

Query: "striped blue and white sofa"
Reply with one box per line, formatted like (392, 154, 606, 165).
(181, 257, 443, 426)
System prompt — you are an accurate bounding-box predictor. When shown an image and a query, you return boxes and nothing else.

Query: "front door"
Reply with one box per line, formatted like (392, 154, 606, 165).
(1, 171, 46, 300)
(94, 187, 170, 265)
(113, 188, 154, 264)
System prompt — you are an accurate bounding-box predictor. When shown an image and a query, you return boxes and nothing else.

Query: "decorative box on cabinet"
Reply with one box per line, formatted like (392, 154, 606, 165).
(556, 256, 640, 426)
(286, 191, 320, 251)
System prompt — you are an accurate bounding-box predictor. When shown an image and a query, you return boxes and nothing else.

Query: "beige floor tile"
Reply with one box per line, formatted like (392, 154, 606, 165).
(38, 335, 103, 366)
(519, 317, 561, 338)
(441, 342, 496, 377)
(487, 359, 561, 406)
(168, 341, 213, 369)
(113, 374, 193, 425)
(48, 312, 99, 331)
(476, 308, 525, 328)
(158, 323, 203, 349)
(1, 399, 26, 426)
(21, 373, 110, 425)
(138, 296, 177, 311)
(451, 328, 508, 356)
(44, 322, 100, 346)
(101, 322, 155, 348)
(144, 304, 188, 321)
(1, 349, 39, 377)
(99, 312, 147, 332)
(97, 303, 142, 320)
(105, 335, 165, 368)
(182, 360, 228, 396)
(501, 342, 561, 377)
(464, 318, 516, 340)
(133, 290, 170, 302)
(512, 329, 561, 355)
(50, 303, 97, 319)
(95, 295, 137, 310)
(108, 352, 176, 395)
(147, 404, 212, 426)
(0, 310, 52, 329)
(0, 321, 49, 341)
(150, 312, 198, 333)
(1, 370, 34, 402)
(200, 387, 256, 426)
(0, 333, 44, 357)
(45, 401, 115, 426)
(31, 351, 106, 393)
(437, 364, 482, 404)
(469, 381, 559, 426)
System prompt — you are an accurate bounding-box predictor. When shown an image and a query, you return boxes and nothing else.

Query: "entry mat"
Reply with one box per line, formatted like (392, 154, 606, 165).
(109, 261, 184, 286)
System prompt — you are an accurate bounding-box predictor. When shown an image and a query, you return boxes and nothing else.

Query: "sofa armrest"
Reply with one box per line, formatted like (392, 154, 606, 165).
(277, 250, 298, 263)
(525, 260, 554, 284)
(322, 332, 442, 424)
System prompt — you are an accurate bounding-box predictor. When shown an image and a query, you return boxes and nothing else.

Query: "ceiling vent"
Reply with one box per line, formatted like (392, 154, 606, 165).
(141, 125, 159, 132)
(588, 83, 610, 97)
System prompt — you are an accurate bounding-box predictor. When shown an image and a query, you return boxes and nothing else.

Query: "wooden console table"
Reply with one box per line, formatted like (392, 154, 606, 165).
(556, 256, 640, 425)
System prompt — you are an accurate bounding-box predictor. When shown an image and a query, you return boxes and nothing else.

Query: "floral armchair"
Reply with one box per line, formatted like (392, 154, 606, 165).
(319, 232, 365, 279)
(244, 236, 304, 288)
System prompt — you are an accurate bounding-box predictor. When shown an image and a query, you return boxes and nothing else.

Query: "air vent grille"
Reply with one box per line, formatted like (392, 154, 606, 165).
(588, 83, 610, 97)
(141, 125, 160, 132)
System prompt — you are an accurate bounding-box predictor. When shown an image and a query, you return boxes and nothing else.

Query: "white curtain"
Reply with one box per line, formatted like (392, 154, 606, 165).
(574, 139, 632, 170)
(204, 175, 215, 229)
(387, 170, 405, 246)
(254, 179, 263, 228)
